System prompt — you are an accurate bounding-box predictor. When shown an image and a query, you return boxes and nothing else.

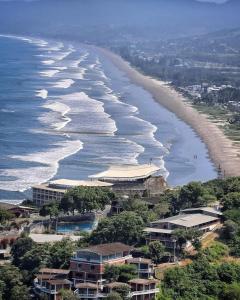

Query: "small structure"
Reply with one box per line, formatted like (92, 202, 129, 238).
(0, 202, 36, 218)
(34, 268, 72, 300)
(0, 232, 19, 251)
(144, 211, 221, 249)
(89, 164, 167, 197)
(70, 242, 133, 285)
(129, 278, 159, 300)
(126, 258, 154, 279)
(32, 179, 112, 206)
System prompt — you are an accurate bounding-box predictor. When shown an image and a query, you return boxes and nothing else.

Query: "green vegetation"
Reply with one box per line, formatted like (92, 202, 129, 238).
(0, 208, 14, 225)
(104, 264, 137, 283)
(90, 211, 145, 245)
(60, 186, 115, 215)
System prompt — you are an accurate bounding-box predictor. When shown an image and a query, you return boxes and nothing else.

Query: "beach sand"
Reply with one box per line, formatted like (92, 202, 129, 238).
(100, 48, 240, 178)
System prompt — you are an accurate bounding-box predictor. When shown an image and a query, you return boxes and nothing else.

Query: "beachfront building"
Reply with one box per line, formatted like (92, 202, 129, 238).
(89, 164, 167, 197)
(34, 268, 72, 300)
(144, 210, 221, 249)
(32, 179, 112, 206)
(70, 242, 133, 286)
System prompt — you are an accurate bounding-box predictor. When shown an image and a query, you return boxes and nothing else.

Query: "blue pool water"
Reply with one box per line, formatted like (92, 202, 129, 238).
(57, 222, 95, 233)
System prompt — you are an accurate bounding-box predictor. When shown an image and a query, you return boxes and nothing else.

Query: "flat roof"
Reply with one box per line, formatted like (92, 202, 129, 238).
(129, 279, 158, 285)
(32, 184, 67, 193)
(181, 207, 222, 215)
(39, 268, 70, 275)
(144, 228, 173, 234)
(127, 257, 152, 264)
(80, 242, 133, 256)
(89, 164, 160, 181)
(50, 179, 112, 187)
(151, 214, 219, 228)
(29, 234, 80, 244)
(47, 279, 72, 285)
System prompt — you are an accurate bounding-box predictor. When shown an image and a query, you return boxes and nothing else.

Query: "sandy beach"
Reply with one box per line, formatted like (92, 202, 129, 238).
(100, 48, 240, 178)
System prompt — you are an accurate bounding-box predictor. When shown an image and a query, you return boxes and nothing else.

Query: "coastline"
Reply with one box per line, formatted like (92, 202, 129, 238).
(99, 47, 240, 178)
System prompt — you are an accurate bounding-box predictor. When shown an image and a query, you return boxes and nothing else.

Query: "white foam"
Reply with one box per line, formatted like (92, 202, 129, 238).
(42, 60, 55, 65)
(70, 53, 89, 68)
(1, 140, 83, 192)
(0, 108, 15, 113)
(41, 101, 71, 130)
(39, 69, 60, 77)
(36, 89, 48, 99)
(53, 79, 75, 89)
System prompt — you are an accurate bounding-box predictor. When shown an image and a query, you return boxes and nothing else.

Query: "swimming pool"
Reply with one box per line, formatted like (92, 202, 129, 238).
(56, 221, 95, 234)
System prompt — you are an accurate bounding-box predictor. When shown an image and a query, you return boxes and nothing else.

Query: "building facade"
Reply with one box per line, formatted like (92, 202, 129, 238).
(70, 243, 133, 285)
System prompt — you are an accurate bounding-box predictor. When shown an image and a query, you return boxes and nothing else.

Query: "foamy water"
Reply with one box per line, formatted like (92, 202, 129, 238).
(0, 35, 217, 201)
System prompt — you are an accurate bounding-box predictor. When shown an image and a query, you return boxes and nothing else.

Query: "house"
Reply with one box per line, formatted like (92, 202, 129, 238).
(89, 164, 167, 197)
(144, 212, 221, 249)
(70, 242, 133, 286)
(33, 268, 72, 300)
(32, 179, 112, 206)
(126, 258, 154, 279)
(180, 207, 223, 219)
(129, 278, 159, 300)
(0, 202, 37, 218)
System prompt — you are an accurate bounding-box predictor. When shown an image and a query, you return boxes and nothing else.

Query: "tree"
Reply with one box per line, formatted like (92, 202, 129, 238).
(39, 202, 59, 219)
(222, 192, 240, 211)
(113, 284, 131, 300)
(104, 265, 120, 282)
(118, 265, 137, 283)
(0, 209, 14, 225)
(11, 237, 36, 266)
(106, 292, 123, 300)
(90, 211, 144, 245)
(59, 289, 78, 300)
(104, 264, 137, 283)
(60, 187, 115, 215)
(48, 238, 76, 269)
(148, 241, 165, 264)
(178, 182, 216, 210)
(222, 282, 240, 300)
(0, 264, 29, 300)
(173, 228, 201, 251)
(10, 285, 30, 300)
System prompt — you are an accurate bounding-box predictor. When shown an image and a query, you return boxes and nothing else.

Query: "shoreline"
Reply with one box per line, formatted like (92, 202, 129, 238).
(99, 47, 240, 178)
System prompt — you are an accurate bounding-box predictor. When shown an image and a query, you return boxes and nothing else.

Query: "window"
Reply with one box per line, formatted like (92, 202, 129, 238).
(90, 265, 95, 270)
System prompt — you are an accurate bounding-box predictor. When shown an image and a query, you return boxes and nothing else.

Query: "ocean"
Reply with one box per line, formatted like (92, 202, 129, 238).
(0, 35, 217, 203)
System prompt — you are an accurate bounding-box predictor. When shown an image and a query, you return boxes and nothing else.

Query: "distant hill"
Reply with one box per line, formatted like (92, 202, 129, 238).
(0, 0, 239, 40)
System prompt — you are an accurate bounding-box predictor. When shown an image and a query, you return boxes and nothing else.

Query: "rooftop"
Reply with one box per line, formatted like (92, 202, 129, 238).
(180, 207, 222, 216)
(29, 234, 80, 244)
(144, 228, 173, 234)
(50, 179, 112, 188)
(80, 242, 133, 256)
(151, 214, 219, 228)
(129, 279, 159, 285)
(47, 279, 72, 285)
(75, 283, 98, 289)
(127, 257, 152, 264)
(89, 164, 160, 181)
(105, 282, 130, 289)
(39, 268, 70, 275)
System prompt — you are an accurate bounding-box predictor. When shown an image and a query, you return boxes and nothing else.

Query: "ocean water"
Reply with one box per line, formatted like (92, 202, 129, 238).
(0, 35, 217, 203)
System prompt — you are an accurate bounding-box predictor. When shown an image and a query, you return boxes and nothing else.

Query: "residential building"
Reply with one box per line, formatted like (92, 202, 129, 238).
(129, 278, 159, 300)
(144, 211, 221, 249)
(34, 268, 72, 300)
(70, 242, 133, 285)
(32, 179, 112, 206)
(126, 258, 154, 279)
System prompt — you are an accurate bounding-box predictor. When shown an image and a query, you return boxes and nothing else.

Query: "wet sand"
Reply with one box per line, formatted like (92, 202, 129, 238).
(100, 48, 240, 178)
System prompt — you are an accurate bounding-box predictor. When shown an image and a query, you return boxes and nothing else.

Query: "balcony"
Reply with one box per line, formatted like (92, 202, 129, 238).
(34, 282, 57, 295)
(130, 288, 160, 296)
